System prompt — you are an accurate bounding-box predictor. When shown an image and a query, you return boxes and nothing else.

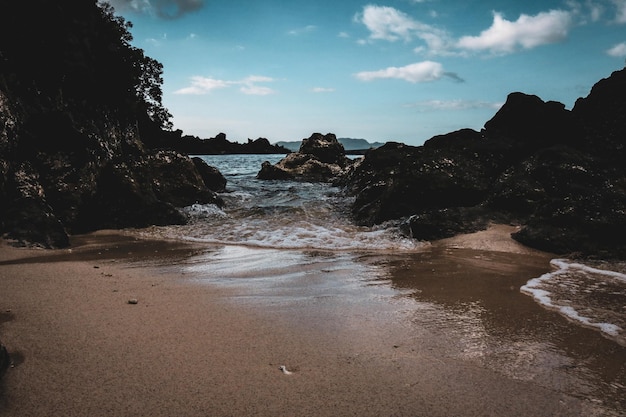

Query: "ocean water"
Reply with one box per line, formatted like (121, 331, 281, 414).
(139, 154, 626, 346)
(133, 154, 625, 413)
(147, 154, 421, 252)
(522, 259, 626, 347)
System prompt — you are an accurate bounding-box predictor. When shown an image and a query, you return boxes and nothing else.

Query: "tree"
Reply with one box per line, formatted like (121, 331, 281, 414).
(98, 2, 173, 130)
(0, 0, 173, 131)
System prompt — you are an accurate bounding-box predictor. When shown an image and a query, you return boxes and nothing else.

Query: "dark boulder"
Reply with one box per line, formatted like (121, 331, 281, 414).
(346, 137, 494, 226)
(73, 158, 188, 232)
(192, 157, 227, 192)
(504, 146, 626, 256)
(343, 67, 626, 258)
(298, 132, 347, 165)
(146, 151, 221, 207)
(572, 67, 626, 160)
(257, 160, 294, 180)
(401, 206, 492, 241)
(512, 182, 626, 257)
(257, 133, 355, 182)
(483, 92, 578, 149)
(1, 161, 69, 248)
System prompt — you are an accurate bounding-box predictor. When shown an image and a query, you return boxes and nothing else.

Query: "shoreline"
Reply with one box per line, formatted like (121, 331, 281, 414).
(1, 226, 624, 416)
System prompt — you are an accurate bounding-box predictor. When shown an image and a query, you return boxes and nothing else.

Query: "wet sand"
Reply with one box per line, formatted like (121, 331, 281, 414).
(0, 226, 624, 416)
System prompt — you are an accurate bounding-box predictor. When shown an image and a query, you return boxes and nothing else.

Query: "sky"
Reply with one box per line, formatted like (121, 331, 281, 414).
(104, 0, 626, 146)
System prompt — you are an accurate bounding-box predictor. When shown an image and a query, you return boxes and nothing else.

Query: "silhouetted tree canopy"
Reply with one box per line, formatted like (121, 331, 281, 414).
(0, 0, 172, 130)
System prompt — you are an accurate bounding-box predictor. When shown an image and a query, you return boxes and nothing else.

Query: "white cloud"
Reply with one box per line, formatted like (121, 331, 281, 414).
(355, 5, 426, 42)
(288, 25, 317, 36)
(240, 75, 276, 95)
(240, 85, 275, 96)
(311, 87, 335, 93)
(607, 41, 626, 56)
(589, 2, 604, 21)
(355, 61, 446, 83)
(457, 10, 573, 54)
(613, 0, 626, 22)
(354, 5, 456, 55)
(406, 99, 504, 111)
(174, 76, 231, 95)
(174, 75, 276, 95)
(243, 75, 274, 83)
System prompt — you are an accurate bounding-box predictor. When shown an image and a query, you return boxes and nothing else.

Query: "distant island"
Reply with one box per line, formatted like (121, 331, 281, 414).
(143, 131, 291, 154)
(144, 131, 386, 155)
(276, 138, 386, 153)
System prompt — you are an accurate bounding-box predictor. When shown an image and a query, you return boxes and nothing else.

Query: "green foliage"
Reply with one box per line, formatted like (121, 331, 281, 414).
(0, 0, 172, 130)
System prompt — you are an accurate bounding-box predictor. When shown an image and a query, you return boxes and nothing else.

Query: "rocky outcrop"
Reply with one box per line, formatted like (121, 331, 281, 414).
(257, 133, 356, 182)
(344, 67, 626, 258)
(0, 0, 225, 247)
(192, 157, 227, 192)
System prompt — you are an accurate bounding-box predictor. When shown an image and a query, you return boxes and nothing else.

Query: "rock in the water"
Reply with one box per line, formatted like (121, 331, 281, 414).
(257, 161, 294, 180)
(192, 157, 227, 192)
(257, 133, 356, 182)
(343, 68, 626, 258)
(345, 138, 493, 226)
(298, 132, 347, 165)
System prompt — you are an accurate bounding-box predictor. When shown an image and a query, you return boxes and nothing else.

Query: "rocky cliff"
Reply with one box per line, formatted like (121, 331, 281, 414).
(343, 68, 626, 258)
(0, 0, 222, 248)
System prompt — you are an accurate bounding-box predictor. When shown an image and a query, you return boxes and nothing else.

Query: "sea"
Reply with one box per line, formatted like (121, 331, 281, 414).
(136, 154, 625, 412)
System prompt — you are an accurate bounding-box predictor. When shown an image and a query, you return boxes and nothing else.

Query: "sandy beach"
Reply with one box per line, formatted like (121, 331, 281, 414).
(1, 225, 624, 416)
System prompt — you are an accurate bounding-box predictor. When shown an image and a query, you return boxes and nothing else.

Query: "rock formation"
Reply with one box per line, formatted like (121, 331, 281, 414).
(257, 133, 357, 182)
(344, 68, 626, 258)
(0, 0, 224, 248)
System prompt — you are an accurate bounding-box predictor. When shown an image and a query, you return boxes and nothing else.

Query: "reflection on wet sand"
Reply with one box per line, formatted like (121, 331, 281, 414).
(379, 247, 626, 410)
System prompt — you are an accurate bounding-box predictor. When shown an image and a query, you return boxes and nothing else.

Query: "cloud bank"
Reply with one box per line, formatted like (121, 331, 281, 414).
(355, 5, 454, 55)
(354, 61, 461, 83)
(355, 5, 574, 56)
(607, 41, 626, 57)
(175, 75, 276, 96)
(457, 10, 573, 54)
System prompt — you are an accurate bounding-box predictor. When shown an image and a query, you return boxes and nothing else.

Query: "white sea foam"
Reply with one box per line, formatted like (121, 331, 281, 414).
(170, 203, 424, 252)
(165, 153, 428, 253)
(521, 259, 626, 344)
(181, 203, 227, 218)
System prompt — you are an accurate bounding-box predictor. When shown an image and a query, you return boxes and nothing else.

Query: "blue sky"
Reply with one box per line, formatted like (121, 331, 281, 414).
(105, 0, 626, 146)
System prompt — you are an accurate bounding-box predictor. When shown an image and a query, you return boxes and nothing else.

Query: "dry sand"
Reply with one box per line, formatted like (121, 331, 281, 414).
(0, 226, 624, 416)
